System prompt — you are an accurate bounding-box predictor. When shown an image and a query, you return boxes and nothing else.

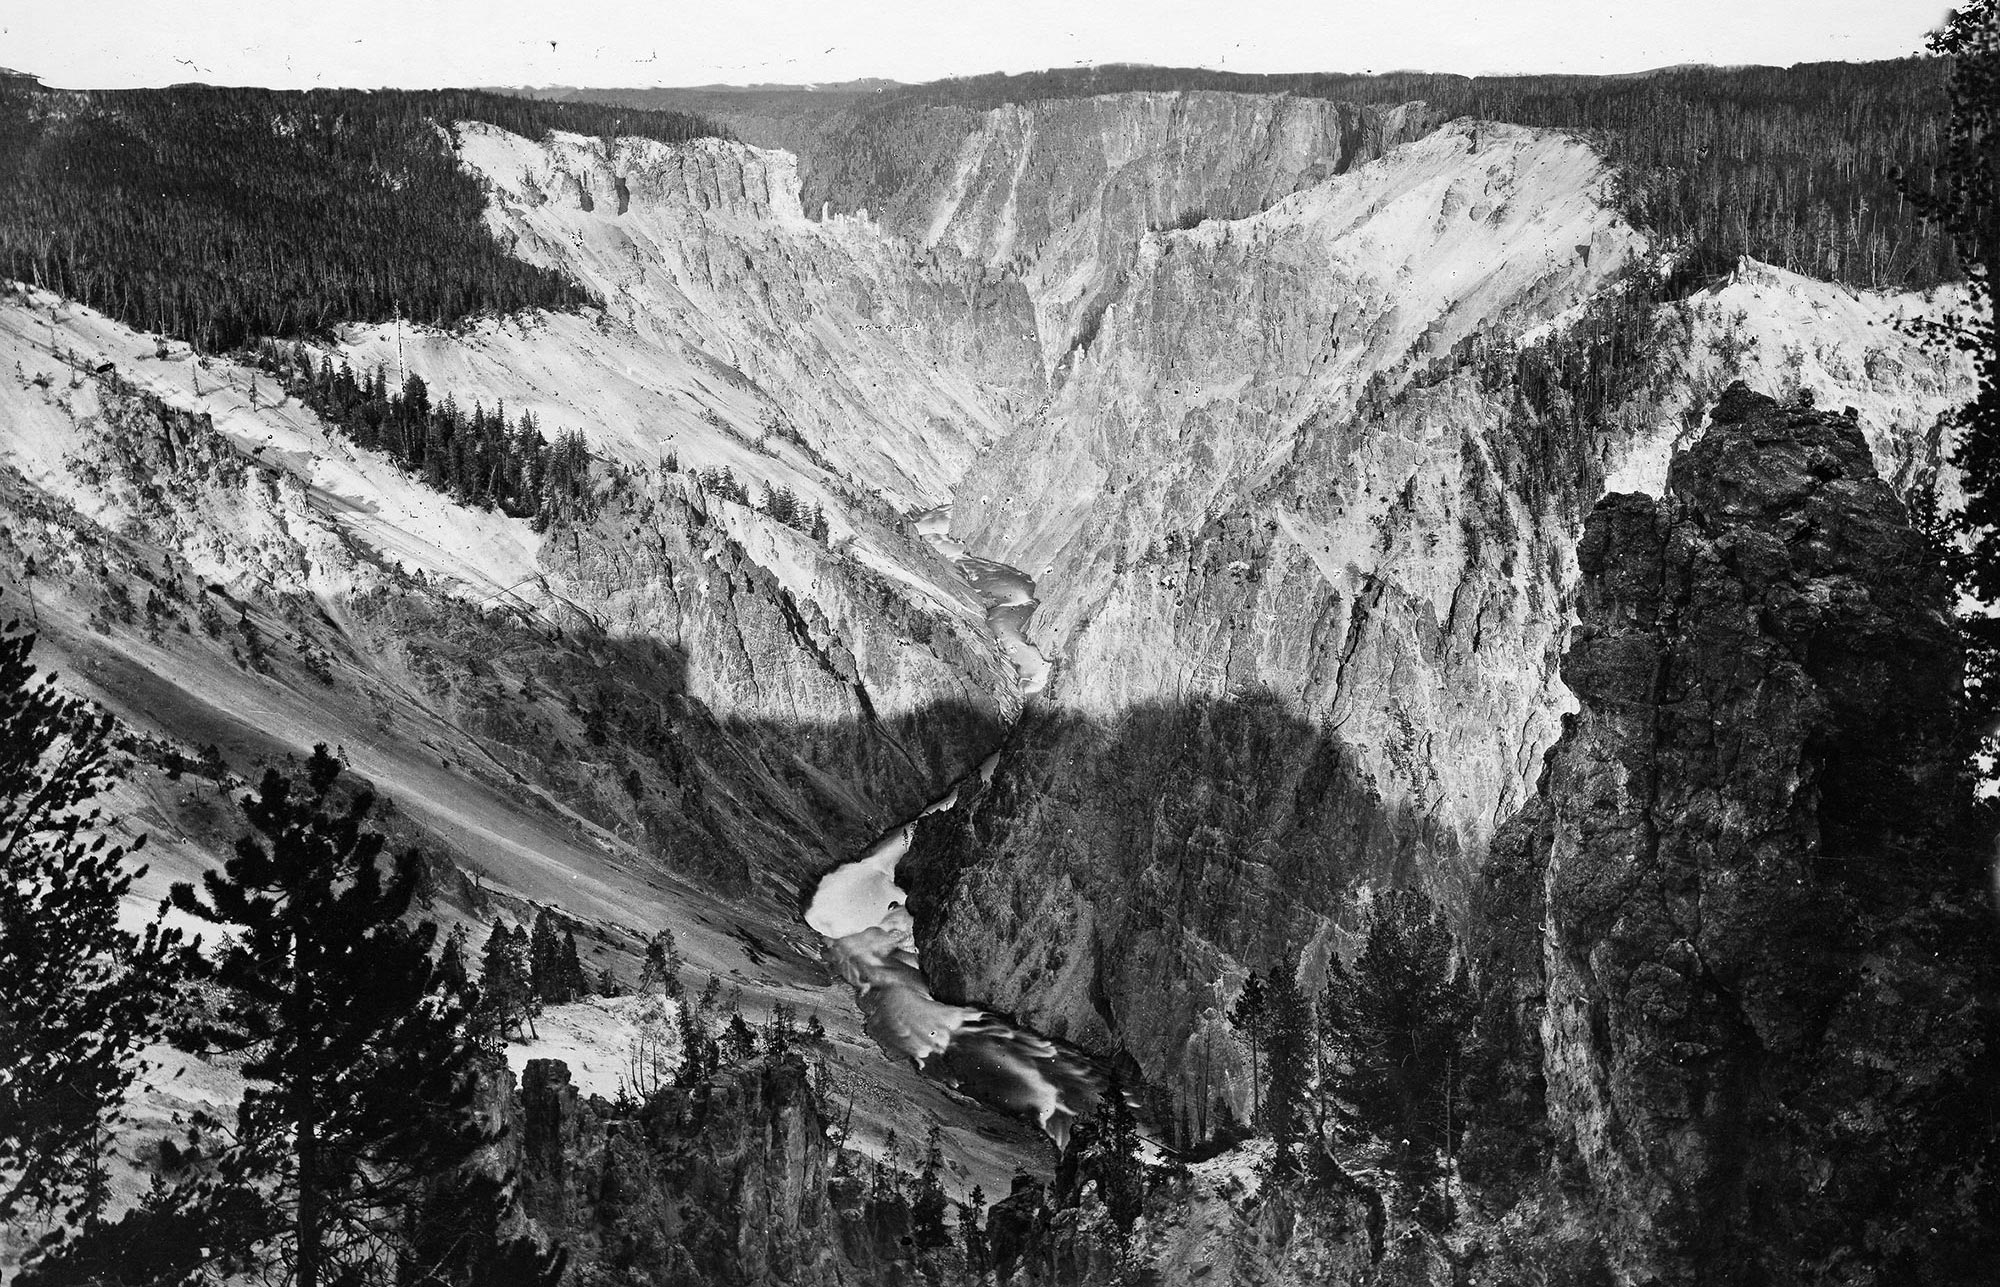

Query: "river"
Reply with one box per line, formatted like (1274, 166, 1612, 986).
(803, 506, 1099, 1146)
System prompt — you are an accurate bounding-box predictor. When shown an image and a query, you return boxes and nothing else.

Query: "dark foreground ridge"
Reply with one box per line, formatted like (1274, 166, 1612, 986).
(1474, 383, 2000, 1285)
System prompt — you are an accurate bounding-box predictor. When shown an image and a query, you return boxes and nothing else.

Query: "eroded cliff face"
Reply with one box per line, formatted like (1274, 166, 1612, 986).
(911, 121, 1646, 1093)
(887, 92, 1431, 368)
(911, 116, 1966, 1100)
(1480, 385, 2000, 1285)
(336, 126, 1043, 514)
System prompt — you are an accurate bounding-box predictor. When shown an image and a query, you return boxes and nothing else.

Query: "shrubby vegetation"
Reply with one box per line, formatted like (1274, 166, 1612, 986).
(0, 82, 725, 351)
(802, 59, 1954, 290)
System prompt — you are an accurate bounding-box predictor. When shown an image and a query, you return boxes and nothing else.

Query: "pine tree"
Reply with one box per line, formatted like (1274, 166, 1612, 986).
(528, 909, 564, 1005)
(722, 1010, 758, 1062)
(1910, 1, 2000, 716)
(676, 981, 717, 1086)
(1086, 1069, 1145, 1232)
(961, 1185, 988, 1268)
(1319, 889, 1474, 1220)
(475, 920, 532, 1043)
(560, 928, 589, 1000)
(910, 1122, 951, 1249)
(510, 924, 542, 1034)
(639, 929, 684, 1000)
(1261, 968, 1314, 1180)
(437, 923, 471, 994)
(0, 614, 182, 1229)
(622, 994, 684, 1101)
(168, 746, 491, 1287)
(1228, 971, 1270, 1121)
(766, 1001, 798, 1056)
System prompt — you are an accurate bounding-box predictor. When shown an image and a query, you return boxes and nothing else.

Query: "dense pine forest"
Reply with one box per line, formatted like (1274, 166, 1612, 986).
(0, 83, 727, 352)
(792, 60, 1955, 290)
(252, 341, 600, 528)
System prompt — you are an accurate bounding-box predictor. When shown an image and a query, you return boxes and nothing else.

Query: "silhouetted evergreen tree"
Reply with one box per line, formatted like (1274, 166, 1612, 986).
(961, 1185, 988, 1268)
(476, 920, 535, 1043)
(1260, 968, 1314, 1180)
(1320, 889, 1474, 1223)
(560, 928, 589, 1000)
(528, 910, 565, 1005)
(0, 611, 182, 1232)
(168, 746, 491, 1287)
(722, 1011, 759, 1062)
(437, 924, 471, 994)
(638, 928, 685, 1000)
(676, 979, 720, 1086)
(1911, 1, 2000, 720)
(1228, 971, 1270, 1121)
(910, 1122, 951, 1250)
(1088, 1070, 1145, 1232)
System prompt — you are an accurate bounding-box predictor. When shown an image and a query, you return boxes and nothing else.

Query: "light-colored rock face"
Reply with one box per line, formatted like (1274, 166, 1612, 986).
(887, 92, 1431, 369)
(0, 281, 1049, 1199)
(0, 93, 1981, 1229)
(339, 124, 1043, 516)
(955, 120, 1647, 853)
(899, 115, 1968, 1096)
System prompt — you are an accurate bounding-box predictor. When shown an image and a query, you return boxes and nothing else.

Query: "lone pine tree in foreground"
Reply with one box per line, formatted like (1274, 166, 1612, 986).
(0, 611, 180, 1233)
(170, 746, 490, 1287)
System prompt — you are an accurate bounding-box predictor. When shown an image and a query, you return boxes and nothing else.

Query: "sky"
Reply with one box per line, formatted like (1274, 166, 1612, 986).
(2, 0, 1958, 90)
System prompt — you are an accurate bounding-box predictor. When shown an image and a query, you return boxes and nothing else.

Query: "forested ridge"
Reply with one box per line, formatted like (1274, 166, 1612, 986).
(796, 59, 1955, 290)
(0, 83, 728, 351)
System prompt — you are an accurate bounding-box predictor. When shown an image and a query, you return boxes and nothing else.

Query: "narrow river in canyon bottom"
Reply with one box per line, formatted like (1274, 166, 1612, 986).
(803, 507, 1101, 1146)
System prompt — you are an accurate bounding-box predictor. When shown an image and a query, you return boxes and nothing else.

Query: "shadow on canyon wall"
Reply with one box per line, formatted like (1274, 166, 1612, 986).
(898, 690, 1459, 1100)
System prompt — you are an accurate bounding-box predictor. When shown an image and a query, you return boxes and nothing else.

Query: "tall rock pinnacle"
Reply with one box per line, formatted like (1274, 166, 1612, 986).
(1480, 383, 2000, 1284)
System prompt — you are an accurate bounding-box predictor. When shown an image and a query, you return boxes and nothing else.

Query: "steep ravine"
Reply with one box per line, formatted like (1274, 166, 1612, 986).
(905, 115, 1968, 1107)
(803, 512, 1109, 1146)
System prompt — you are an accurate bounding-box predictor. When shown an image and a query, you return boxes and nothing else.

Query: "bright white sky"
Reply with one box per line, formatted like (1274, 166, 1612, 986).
(2, 0, 1955, 90)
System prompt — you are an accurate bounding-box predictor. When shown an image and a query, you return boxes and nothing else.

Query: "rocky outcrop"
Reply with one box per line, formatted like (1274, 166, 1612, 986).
(505, 1056, 923, 1285)
(1478, 385, 2000, 1284)
(906, 696, 1449, 1104)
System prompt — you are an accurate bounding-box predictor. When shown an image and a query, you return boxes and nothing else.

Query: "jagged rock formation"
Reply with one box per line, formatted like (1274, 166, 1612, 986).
(505, 1057, 917, 1286)
(342, 126, 1043, 512)
(1475, 385, 2000, 1285)
(885, 92, 1432, 366)
(909, 116, 1967, 1107)
(495, 1058, 1426, 1287)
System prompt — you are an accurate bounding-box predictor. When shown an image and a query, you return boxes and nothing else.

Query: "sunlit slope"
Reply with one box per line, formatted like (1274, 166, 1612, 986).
(894, 92, 1431, 370)
(0, 282, 1046, 1193)
(334, 126, 1044, 515)
(901, 118, 1970, 1092)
